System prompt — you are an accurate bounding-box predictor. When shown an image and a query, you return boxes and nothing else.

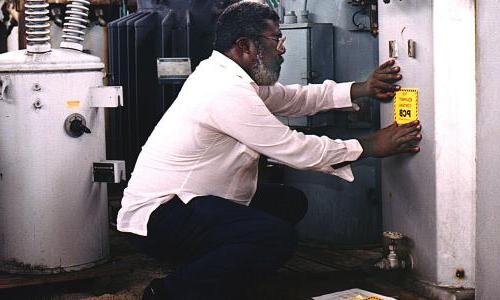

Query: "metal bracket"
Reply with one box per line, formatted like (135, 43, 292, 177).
(93, 160, 126, 183)
(89, 86, 123, 108)
(157, 58, 192, 83)
(0, 75, 11, 101)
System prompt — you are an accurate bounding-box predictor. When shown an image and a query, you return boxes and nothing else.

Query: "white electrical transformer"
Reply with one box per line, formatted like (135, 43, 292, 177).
(0, 0, 125, 274)
(0, 49, 120, 274)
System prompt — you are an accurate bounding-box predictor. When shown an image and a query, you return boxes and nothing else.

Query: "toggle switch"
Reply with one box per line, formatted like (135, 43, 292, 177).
(389, 40, 399, 58)
(408, 39, 416, 58)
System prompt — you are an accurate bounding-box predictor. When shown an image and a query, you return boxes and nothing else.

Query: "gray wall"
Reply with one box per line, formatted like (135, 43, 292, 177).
(379, 0, 476, 288)
(476, 1, 500, 298)
(378, 0, 437, 283)
(279, 0, 380, 245)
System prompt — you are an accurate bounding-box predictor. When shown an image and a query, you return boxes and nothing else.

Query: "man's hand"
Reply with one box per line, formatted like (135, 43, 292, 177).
(351, 60, 402, 101)
(358, 120, 422, 158)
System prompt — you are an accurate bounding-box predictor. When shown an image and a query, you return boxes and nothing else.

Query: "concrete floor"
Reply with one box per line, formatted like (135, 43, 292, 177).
(0, 228, 472, 300)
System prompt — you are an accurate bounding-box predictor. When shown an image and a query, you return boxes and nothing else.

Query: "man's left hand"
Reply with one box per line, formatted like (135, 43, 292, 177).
(351, 60, 402, 101)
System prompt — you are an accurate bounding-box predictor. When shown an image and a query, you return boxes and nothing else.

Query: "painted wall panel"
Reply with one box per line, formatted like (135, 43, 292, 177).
(379, 0, 437, 283)
(379, 0, 475, 288)
(476, 1, 500, 298)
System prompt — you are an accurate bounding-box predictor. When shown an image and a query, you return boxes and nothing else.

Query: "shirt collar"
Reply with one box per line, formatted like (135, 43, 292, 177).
(209, 50, 258, 89)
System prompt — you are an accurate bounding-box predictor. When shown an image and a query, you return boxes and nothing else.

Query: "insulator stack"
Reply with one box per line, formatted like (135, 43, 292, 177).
(60, 0, 90, 51)
(25, 0, 51, 53)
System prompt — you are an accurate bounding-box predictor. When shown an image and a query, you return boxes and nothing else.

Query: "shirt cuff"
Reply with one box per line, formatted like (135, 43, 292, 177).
(342, 139, 364, 161)
(332, 81, 358, 111)
(323, 139, 363, 182)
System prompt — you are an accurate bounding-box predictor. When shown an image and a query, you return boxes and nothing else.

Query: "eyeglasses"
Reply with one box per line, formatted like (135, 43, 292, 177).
(258, 35, 286, 52)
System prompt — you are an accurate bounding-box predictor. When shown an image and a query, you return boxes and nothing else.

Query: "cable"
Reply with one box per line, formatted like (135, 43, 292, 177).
(352, 7, 367, 29)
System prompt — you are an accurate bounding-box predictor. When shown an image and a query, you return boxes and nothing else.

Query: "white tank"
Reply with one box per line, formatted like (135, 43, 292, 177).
(0, 49, 110, 274)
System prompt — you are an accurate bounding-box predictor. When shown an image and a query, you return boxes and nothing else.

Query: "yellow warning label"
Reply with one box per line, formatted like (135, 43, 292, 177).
(394, 88, 418, 124)
(66, 100, 80, 109)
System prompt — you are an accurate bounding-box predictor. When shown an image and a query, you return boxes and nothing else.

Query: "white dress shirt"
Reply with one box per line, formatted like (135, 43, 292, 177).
(117, 51, 363, 236)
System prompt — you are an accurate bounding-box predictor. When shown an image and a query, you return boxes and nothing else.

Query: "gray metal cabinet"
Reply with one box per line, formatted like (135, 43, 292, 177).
(278, 23, 334, 127)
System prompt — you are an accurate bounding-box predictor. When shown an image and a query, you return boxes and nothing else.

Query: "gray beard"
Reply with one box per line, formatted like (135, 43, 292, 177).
(250, 47, 281, 86)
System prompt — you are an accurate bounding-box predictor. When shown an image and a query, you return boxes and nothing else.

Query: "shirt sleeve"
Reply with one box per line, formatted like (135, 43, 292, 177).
(208, 84, 364, 182)
(257, 80, 359, 117)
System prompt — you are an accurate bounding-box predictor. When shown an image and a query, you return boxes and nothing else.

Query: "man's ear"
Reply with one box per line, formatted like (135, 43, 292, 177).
(225, 37, 257, 70)
(235, 37, 253, 55)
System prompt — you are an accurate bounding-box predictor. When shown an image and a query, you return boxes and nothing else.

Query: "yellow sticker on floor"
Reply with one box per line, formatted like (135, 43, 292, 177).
(394, 88, 418, 124)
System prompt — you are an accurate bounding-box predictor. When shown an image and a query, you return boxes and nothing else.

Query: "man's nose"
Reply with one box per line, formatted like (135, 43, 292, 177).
(278, 46, 286, 55)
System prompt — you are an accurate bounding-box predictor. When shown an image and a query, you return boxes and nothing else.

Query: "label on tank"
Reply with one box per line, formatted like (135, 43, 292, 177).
(393, 88, 418, 125)
(66, 100, 81, 109)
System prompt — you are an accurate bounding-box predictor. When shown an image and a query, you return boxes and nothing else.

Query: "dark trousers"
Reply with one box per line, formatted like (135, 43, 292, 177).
(130, 183, 308, 300)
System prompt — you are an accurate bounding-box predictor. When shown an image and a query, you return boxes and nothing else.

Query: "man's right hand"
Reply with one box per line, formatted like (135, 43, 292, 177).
(358, 121, 422, 158)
